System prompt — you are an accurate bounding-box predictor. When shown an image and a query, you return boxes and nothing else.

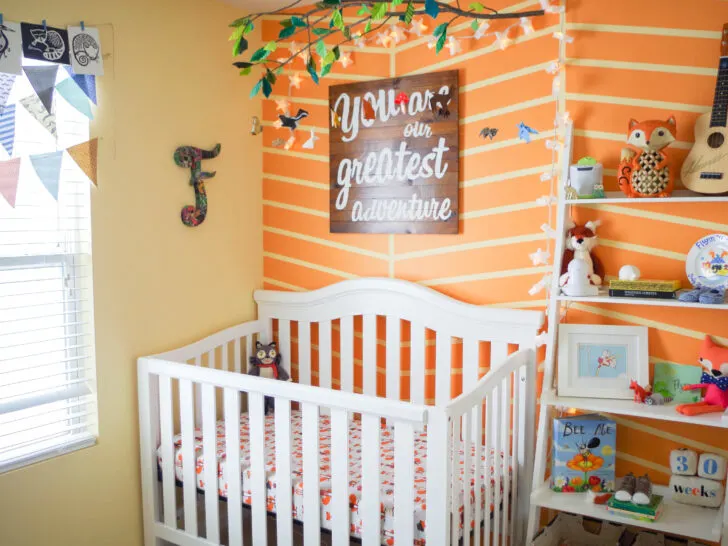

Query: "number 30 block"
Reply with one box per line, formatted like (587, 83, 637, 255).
(670, 448, 698, 476)
(698, 453, 727, 481)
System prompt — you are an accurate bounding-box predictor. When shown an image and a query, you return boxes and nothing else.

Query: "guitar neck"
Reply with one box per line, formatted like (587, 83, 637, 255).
(710, 57, 728, 127)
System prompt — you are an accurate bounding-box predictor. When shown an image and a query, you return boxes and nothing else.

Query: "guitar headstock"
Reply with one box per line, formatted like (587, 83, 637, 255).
(722, 23, 728, 57)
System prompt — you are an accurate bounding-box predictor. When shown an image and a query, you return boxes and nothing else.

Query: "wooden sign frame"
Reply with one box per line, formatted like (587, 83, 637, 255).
(329, 70, 459, 234)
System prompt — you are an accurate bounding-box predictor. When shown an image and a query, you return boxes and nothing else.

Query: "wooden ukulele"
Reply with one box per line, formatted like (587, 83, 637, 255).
(682, 23, 728, 194)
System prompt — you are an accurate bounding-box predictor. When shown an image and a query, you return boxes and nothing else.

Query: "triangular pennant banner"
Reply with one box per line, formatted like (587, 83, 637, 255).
(64, 66, 96, 105)
(0, 74, 16, 113)
(0, 157, 21, 208)
(0, 105, 16, 156)
(19, 94, 57, 139)
(67, 138, 98, 186)
(29, 151, 64, 200)
(55, 78, 93, 120)
(23, 65, 59, 115)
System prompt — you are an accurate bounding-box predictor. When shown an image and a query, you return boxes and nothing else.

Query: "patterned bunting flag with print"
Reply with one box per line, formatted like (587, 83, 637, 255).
(20, 94, 57, 138)
(64, 67, 96, 104)
(0, 105, 16, 156)
(23, 65, 59, 115)
(55, 78, 93, 120)
(0, 157, 21, 207)
(0, 74, 15, 113)
(67, 138, 98, 186)
(29, 151, 64, 200)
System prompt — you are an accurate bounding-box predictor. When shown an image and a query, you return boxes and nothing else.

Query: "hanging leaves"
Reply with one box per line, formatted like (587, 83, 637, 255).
(424, 0, 440, 18)
(403, 1, 416, 24)
(371, 2, 388, 20)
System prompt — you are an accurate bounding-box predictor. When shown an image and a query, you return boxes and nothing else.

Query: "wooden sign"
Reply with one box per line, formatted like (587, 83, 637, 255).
(329, 71, 459, 234)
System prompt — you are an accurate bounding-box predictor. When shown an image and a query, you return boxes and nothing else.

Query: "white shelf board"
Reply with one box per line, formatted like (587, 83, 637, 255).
(531, 480, 724, 543)
(557, 294, 728, 310)
(566, 190, 728, 204)
(542, 390, 728, 429)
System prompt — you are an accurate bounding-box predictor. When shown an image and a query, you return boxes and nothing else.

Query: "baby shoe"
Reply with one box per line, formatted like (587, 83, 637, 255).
(632, 474, 653, 505)
(678, 288, 705, 302)
(615, 473, 636, 502)
(699, 289, 726, 305)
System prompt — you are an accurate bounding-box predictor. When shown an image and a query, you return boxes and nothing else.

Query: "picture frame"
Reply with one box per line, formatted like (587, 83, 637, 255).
(557, 324, 649, 399)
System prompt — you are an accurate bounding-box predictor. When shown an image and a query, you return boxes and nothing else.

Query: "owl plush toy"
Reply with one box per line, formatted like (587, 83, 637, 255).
(248, 341, 290, 414)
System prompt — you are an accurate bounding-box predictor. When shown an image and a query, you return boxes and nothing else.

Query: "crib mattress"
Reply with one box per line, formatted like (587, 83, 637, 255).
(157, 410, 510, 545)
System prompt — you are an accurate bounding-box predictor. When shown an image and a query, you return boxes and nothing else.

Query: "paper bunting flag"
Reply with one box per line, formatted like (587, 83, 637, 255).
(67, 138, 98, 186)
(0, 21, 23, 75)
(24, 65, 59, 115)
(20, 23, 70, 65)
(0, 74, 15, 112)
(64, 67, 96, 104)
(0, 105, 16, 156)
(30, 151, 64, 200)
(19, 94, 57, 138)
(67, 26, 104, 76)
(55, 78, 93, 119)
(0, 157, 21, 207)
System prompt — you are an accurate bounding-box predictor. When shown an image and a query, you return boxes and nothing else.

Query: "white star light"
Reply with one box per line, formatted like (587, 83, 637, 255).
(410, 18, 428, 37)
(337, 50, 353, 69)
(353, 32, 367, 48)
(284, 135, 296, 150)
(474, 21, 490, 40)
(495, 31, 513, 50)
(288, 41, 298, 55)
(426, 35, 438, 50)
(298, 49, 310, 65)
(302, 129, 320, 150)
(545, 60, 560, 74)
(520, 17, 535, 35)
(446, 36, 462, 56)
(273, 119, 283, 129)
(289, 72, 303, 90)
(553, 31, 574, 43)
(529, 248, 551, 266)
(275, 98, 290, 115)
(375, 31, 393, 47)
(389, 24, 407, 44)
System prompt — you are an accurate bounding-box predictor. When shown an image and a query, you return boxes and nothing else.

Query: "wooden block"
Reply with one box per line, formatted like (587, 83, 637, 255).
(669, 475, 724, 508)
(698, 452, 727, 481)
(669, 448, 698, 475)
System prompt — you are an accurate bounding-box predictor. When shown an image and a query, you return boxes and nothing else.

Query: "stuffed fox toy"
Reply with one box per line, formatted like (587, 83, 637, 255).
(676, 336, 728, 416)
(617, 117, 676, 198)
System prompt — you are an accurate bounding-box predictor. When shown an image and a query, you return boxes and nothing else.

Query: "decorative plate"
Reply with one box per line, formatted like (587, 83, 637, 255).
(686, 234, 728, 290)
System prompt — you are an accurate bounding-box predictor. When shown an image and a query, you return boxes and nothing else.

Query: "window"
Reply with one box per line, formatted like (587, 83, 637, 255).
(0, 60, 97, 472)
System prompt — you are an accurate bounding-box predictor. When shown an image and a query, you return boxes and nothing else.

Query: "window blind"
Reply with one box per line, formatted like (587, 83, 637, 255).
(0, 60, 97, 473)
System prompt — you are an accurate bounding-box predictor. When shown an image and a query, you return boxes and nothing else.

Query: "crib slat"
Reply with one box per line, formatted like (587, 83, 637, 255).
(159, 375, 176, 528)
(249, 391, 267, 545)
(386, 316, 400, 401)
(201, 384, 220, 544)
(194, 356, 203, 428)
(319, 319, 332, 389)
(483, 395, 492, 542)
(224, 388, 244, 546)
(361, 413, 381, 546)
(234, 337, 242, 374)
(275, 399, 294, 544)
(435, 331, 451, 406)
(500, 376, 511, 545)
(491, 342, 508, 371)
(279, 319, 291, 375)
(463, 411, 472, 546)
(451, 415, 461, 546)
(492, 386, 501, 544)
(509, 370, 520, 543)
(299, 322, 312, 386)
(222, 342, 229, 372)
(208, 349, 216, 369)
(340, 315, 354, 393)
(362, 314, 376, 396)
(472, 402, 483, 546)
(463, 339, 479, 439)
(302, 402, 321, 546)
(426, 410, 450, 545)
(246, 335, 254, 373)
(180, 379, 198, 536)
(394, 421, 414, 546)
(410, 321, 425, 405)
(331, 408, 350, 545)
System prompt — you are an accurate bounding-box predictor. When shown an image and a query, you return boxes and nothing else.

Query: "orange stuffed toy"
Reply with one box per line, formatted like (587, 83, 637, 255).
(676, 336, 728, 416)
(617, 117, 676, 198)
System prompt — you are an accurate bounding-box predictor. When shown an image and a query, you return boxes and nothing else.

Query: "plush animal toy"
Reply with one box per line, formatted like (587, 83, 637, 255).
(676, 336, 728, 416)
(248, 341, 290, 414)
(559, 220, 604, 288)
(617, 117, 676, 198)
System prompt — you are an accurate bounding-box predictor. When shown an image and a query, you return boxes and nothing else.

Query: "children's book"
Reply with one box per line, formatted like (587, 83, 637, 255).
(551, 414, 616, 493)
(607, 494, 664, 522)
(652, 362, 703, 403)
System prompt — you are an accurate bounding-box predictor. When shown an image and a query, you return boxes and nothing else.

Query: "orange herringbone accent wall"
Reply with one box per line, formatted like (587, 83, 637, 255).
(262, 0, 728, 512)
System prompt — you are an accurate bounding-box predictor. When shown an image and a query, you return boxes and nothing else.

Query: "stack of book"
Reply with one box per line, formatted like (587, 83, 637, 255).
(606, 494, 664, 523)
(608, 280, 681, 300)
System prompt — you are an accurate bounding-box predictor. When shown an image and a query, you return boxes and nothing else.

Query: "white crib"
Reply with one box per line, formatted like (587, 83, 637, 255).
(137, 278, 543, 546)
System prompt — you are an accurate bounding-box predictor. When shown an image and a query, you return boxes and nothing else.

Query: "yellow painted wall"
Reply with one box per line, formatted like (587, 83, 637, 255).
(0, 1, 262, 545)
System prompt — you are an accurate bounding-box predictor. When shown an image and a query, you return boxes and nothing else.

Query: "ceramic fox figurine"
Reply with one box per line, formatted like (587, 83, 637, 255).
(676, 336, 728, 416)
(617, 117, 677, 198)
